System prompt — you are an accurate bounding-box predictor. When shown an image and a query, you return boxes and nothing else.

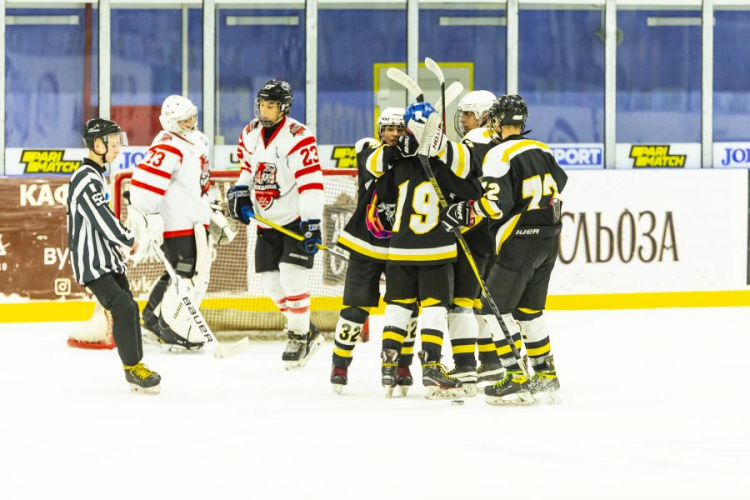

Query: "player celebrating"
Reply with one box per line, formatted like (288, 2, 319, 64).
(130, 95, 224, 353)
(227, 80, 324, 370)
(67, 119, 160, 394)
(331, 107, 417, 394)
(440, 94, 568, 405)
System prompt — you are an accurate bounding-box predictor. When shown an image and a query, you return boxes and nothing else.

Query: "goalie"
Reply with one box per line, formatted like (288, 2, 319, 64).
(129, 95, 234, 352)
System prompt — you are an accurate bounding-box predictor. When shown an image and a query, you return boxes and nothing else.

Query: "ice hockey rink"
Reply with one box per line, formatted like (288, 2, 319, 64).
(0, 307, 748, 500)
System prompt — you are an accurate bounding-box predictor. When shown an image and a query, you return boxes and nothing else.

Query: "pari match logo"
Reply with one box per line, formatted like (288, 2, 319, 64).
(331, 146, 357, 168)
(21, 150, 81, 174)
(629, 145, 686, 168)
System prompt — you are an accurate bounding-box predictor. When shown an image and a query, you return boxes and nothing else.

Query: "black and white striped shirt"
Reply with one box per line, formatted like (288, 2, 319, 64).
(67, 158, 134, 285)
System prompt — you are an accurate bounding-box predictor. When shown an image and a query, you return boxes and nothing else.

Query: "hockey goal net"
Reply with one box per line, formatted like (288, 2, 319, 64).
(112, 168, 358, 337)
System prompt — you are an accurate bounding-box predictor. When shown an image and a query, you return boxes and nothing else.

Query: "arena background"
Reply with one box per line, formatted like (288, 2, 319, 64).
(0, 0, 748, 320)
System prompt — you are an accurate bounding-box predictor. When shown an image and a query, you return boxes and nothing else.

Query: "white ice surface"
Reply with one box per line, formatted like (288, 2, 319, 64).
(1, 308, 749, 500)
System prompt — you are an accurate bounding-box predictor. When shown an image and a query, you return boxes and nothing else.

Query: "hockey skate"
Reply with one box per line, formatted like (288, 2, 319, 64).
(282, 323, 322, 370)
(447, 365, 478, 397)
(331, 365, 347, 395)
(530, 355, 561, 405)
(381, 349, 399, 398)
(396, 366, 413, 397)
(418, 351, 464, 400)
(124, 362, 161, 395)
(484, 370, 534, 406)
(477, 360, 506, 387)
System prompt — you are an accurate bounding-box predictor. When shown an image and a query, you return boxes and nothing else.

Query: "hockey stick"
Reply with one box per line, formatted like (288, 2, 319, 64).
(152, 245, 250, 359)
(414, 113, 531, 379)
(386, 67, 424, 103)
(437, 81, 464, 113)
(246, 211, 350, 261)
(424, 58, 446, 133)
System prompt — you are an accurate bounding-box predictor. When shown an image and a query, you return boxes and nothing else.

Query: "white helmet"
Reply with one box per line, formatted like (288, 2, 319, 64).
(159, 95, 198, 134)
(378, 107, 405, 138)
(454, 90, 496, 136)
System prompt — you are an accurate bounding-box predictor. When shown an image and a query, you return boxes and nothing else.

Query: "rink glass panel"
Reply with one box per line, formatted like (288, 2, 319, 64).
(519, 7, 605, 145)
(110, 7, 204, 146)
(5, 6, 97, 148)
(316, 7, 407, 145)
(216, 7, 306, 147)
(713, 9, 750, 142)
(616, 8, 702, 143)
(114, 170, 358, 334)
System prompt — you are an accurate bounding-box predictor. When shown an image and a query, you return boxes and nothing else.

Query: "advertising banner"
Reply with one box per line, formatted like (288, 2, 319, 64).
(713, 142, 750, 168)
(615, 143, 701, 169)
(552, 169, 748, 295)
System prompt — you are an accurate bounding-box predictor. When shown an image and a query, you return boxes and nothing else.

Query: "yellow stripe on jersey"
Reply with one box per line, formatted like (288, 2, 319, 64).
(393, 297, 418, 305)
(527, 343, 551, 357)
(496, 214, 521, 254)
(454, 142, 468, 178)
(383, 330, 406, 343)
(333, 347, 354, 358)
(387, 247, 457, 262)
(367, 145, 385, 176)
(452, 297, 474, 308)
(479, 197, 502, 218)
(501, 139, 551, 164)
(421, 334, 443, 346)
(336, 233, 389, 261)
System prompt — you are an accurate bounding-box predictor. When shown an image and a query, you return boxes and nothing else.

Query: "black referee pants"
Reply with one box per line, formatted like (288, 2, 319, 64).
(86, 272, 142, 366)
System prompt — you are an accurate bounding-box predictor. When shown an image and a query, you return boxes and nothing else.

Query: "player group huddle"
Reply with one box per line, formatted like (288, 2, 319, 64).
(66, 66, 567, 407)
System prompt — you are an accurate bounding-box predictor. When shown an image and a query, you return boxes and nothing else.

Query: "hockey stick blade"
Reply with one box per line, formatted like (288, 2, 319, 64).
(386, 67, 424, 103)
(154, 246, 249, 359)
(424, 57, 447, 132)
(434, 81, 464, 114)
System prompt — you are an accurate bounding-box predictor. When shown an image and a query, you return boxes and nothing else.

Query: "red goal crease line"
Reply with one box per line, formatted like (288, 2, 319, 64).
(1, 290, 748, 324)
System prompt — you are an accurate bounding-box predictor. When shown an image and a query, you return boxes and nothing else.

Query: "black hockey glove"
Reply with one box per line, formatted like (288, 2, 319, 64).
(299, 219, 322, 255)
(396, 133, 419, 157)
(440, 200, 475, 232)
(226, 185, 253, 225)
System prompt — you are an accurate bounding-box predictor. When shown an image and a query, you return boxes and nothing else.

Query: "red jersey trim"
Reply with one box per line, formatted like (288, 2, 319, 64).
(294, 165, 321, 179)
(298, 183, 324, 193)
(151, 143, 183, 160)
(287, 136, 315, 157)
(262, 116, 287, 148)
(164, 224, 210, 239)
(136, 165, 171, 179)
(131, 179, 166, 196)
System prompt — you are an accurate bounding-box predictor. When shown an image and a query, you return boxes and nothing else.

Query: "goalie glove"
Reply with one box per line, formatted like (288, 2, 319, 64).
(440, 200, 475, 232)
(227, 185, 254, 224)
(127, 209, 164, 264)
(209, 202, 236, 245)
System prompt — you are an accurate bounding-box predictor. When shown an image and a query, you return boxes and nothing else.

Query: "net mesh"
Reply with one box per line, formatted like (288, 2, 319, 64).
(114, 169, 357, 335)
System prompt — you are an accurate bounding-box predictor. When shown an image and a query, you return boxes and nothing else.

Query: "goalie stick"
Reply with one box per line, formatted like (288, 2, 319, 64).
(414, 112, 532, 380)
(152, 244, 250, 359)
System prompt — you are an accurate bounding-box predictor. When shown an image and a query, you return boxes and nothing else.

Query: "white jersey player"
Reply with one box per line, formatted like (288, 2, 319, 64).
(227, 80, 324, 369)
(130, 95, 229, 352)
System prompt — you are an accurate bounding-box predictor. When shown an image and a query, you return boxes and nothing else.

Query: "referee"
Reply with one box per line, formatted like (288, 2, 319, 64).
(67, 118, 161, 394)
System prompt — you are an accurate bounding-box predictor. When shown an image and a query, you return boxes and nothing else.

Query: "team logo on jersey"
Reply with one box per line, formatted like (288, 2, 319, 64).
(289, 123, 305, 137)
(629, 145, 686, 168)
(200, 154, 211, 196)
(159, 133, 173, 142)
(20, 150, 80, 174)
(254, 162, 280, 209)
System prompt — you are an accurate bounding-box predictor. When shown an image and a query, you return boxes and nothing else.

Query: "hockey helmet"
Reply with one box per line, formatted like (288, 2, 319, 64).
(82, 118, 128, 150)
(489, 94, 528, 132)
(257, 80, 293, 111)
(454, 90, 496, 136)
(159, 95, 198, 134)
(377, 107, 405, 136)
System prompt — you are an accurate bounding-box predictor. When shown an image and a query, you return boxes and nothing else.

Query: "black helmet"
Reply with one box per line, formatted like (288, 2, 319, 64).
(489, 94, 528, 132)
(82, 118, 126, 149)
(256, 80, 293, 112)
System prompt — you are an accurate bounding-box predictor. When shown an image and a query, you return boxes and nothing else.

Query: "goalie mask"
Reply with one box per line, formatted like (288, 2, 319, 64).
(489, 94, 528, 133)
(377, 107, 405, 145)
(255, 80, 293, 127)
(454, 90, 496, 137)
(160, 95, 198, 135)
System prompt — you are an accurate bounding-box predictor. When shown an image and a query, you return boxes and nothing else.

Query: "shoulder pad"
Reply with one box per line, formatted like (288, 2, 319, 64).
(245, 120, 260, 134)
(464, 127, 493, 144)
(355, 137, 380, 153)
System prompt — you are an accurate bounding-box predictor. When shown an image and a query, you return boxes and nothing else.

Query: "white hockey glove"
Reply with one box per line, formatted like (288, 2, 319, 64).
(405, 102, 446, 156)
(128, 208, 164, 264)
(209, 202, 237, 245)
